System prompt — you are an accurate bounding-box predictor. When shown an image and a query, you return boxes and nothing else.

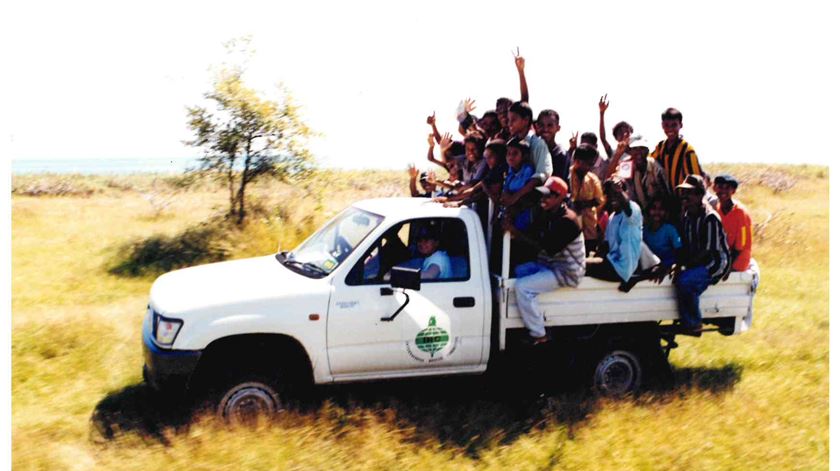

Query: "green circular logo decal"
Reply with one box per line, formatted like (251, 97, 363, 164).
(414, 316, 450, 357)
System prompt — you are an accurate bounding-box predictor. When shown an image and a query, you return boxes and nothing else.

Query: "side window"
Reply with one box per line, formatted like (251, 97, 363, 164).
(346, 218, 470, 285)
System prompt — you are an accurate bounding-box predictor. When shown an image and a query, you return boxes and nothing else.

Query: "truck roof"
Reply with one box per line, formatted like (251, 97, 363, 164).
(353, 197, 470, 219)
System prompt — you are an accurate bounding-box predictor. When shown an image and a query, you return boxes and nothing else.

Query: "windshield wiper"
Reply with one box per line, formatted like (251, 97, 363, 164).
(281, 259, 329, 277)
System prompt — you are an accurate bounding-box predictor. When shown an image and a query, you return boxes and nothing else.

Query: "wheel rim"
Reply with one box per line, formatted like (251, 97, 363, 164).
(218, 382, 280, 424)
(594, 351, 641, 396)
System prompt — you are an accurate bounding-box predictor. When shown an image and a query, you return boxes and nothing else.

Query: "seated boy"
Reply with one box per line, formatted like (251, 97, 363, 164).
(713, 174, 752, 272)
(502, 177, 585, 345)
(586, 179, 643, 289)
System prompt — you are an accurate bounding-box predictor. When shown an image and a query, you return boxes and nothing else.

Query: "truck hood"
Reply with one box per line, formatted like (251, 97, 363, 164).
(149, 255, 325, 315)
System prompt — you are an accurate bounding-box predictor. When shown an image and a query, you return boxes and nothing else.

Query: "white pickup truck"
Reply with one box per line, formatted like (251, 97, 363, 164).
(142, 197, 759, 422)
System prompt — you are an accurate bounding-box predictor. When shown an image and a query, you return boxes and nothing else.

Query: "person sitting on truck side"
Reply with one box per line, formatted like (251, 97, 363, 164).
(414, 224, 453, 280)
(503, 176, 586, 346)
(597, 93, 634, 160)
(713, 174, 752, 272)
(569, 143, 606, 256)
(673, 174, 731, 335)
(536, 109, 570, 185)
(586, 178, 643, 287)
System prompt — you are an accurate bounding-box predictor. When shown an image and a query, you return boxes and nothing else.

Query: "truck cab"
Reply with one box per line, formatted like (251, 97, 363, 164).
(142, 197, 758, 423)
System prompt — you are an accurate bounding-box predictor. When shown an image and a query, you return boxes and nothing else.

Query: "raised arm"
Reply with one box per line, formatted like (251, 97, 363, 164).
(427, 112, 441, 143)
(426, 134, 448, 170)
(605, 137, 629, 178)
(514, 49, 529, 103)
(408, 164, 420, 197)
(599, 94, 614, 158)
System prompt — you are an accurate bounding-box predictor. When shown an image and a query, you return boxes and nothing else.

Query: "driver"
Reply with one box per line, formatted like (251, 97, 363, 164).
(414, 224, 452, 280)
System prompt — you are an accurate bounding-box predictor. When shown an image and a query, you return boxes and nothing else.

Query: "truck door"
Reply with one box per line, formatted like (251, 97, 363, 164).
(327, 217, 487, 378)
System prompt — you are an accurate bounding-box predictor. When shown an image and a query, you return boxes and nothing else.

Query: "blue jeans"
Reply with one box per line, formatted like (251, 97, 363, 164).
(675, 266, 710, 329)
(514, 262, 558, 338)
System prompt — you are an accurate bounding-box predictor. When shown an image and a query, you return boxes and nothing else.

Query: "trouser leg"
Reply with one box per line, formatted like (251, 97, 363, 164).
(676, 266, 711, 328)
(514, 265, 559, 338)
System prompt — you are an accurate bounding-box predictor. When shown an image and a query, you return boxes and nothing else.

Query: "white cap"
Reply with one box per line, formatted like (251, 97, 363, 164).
(627, 134, 650, 151)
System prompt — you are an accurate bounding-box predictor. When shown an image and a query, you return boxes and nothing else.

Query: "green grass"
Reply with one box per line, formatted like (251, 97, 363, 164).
(11, 166, 828, 470)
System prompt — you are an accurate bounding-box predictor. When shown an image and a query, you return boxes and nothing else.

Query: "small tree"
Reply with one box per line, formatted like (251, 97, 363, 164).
(185, 68, 314, 224)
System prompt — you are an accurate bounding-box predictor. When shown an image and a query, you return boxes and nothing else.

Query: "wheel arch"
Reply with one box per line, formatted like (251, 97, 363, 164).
(189, 333, 314, 392)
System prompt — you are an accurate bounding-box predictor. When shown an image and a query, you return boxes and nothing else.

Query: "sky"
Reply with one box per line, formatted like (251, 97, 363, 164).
(2, 0, 838, 170)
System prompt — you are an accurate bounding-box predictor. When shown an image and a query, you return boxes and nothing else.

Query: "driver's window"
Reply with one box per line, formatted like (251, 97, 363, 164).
(346, 218, 470, 285)
(347, 221, 412, 285)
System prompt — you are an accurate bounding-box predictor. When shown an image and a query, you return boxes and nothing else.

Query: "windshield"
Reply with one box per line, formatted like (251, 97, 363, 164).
(281, 207, 384, 278)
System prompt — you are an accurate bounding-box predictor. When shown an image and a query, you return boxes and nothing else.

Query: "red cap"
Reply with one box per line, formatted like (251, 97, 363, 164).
(536, 176, 568, 199)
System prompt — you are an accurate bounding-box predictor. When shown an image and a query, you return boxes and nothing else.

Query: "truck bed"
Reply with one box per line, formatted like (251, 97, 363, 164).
(496, 267, 759, 349)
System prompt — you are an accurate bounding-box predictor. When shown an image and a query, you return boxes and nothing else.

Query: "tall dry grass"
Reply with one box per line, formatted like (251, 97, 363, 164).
(11, 165, 828, 470)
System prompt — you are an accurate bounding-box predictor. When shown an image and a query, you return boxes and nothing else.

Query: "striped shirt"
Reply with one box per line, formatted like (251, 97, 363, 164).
(533, 206, 586, 287)
(651, 136, 702, 194)
(681, 203, 731, 284)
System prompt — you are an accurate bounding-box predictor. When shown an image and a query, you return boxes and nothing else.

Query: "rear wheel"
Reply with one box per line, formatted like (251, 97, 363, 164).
(216, 378, 282, 425)
(592, 349, 642, 396)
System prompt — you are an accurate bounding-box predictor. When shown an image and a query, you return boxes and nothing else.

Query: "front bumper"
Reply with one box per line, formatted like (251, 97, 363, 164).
(142, 324, 202, 395)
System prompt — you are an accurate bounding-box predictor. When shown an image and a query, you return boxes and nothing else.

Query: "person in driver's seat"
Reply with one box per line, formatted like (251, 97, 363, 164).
(415, 224, 452, 280)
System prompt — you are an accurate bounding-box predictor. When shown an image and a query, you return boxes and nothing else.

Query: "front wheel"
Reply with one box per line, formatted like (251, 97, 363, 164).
(216, 380, 282, 425)
(592, 349, 642, 396)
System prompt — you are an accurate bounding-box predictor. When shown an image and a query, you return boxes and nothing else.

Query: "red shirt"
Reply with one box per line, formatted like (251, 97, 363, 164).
(716, 200, 752, 271)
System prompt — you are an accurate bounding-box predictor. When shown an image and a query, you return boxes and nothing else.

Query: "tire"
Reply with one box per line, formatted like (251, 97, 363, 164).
(215, 379, 283, 425)
(592, 349, 643, 396)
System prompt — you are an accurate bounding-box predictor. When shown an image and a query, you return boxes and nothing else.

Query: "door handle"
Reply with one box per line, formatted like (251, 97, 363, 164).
(453, 297, 475, 308)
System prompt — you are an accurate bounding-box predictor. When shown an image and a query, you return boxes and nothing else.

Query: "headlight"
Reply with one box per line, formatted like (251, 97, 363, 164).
(153, 312, 183, 347)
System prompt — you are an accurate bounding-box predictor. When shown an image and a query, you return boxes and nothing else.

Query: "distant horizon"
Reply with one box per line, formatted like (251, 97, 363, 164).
(9, 155, 829, 176)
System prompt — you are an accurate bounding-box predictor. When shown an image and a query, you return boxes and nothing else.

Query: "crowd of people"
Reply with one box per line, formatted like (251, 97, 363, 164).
(407, 53, 754, 345)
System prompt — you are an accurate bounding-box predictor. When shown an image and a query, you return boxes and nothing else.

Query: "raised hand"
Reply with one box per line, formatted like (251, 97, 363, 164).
(408, 164, 419, 179)
(426, 112, 436, 126)
(464, 98, 476, 115)
(439, 132, 453, 152)
(513, 47, 525, 71)
(569, 131, 579, 151)
(599, 94, 609, 114)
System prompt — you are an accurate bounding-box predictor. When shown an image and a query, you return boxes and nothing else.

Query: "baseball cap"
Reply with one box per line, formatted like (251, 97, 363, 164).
(416, 223, 440, 240)
(627, 134, 650, 151)
(419, 171, 429, 184)
(536, 176, 569, 199)
(713, 174, 739, 188)
(675, 174, 706, 194)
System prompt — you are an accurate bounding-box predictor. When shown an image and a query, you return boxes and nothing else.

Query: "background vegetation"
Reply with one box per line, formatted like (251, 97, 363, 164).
(11, 165, 827, 470)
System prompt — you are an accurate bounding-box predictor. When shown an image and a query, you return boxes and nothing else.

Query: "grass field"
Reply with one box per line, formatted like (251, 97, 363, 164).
(11, 165, 828, 470)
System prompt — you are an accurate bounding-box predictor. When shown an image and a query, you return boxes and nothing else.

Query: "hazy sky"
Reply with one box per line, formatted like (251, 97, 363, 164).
(3, 0, 838, 170)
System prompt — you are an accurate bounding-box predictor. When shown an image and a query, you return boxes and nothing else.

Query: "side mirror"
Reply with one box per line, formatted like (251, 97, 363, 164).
(381, 267, 420, 322)
(389, 266, 421, 291)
